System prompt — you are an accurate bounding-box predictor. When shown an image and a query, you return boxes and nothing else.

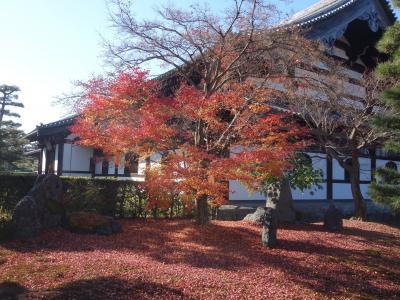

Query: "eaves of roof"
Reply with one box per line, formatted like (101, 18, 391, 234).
(281, 0, 396, 29)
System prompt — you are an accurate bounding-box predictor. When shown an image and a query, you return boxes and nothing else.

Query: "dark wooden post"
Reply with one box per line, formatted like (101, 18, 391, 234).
(326, 154, 333, 203)
(57, 143, 63, 176)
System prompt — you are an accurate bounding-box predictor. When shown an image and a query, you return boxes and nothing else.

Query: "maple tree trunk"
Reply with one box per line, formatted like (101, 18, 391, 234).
(262, 182, 280, 247)
(196, 194, 209, 225)
(349, 152, 366, 220)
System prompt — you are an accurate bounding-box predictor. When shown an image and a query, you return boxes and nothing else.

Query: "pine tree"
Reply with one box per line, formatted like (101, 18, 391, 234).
(0, 85, 23, 123)
(0, 85, 26, 171)
(369, 2, 400, 212)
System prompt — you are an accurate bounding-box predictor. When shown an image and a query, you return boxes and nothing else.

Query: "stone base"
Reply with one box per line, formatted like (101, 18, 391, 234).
(217, 205, 256, 221)
(218, 200, 399, 224)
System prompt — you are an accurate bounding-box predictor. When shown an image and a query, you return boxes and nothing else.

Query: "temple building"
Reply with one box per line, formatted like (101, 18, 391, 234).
(26, 0, 398, 218)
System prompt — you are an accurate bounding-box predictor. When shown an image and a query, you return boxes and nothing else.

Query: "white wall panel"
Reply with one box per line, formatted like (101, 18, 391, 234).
(54, 144, 59, 173)
(62, 144, 71, 171)
(62, 144, 92, 172)
(333, 183, 351, 199)
(108, 158, 115, 175)
(333, 183, 371, 200)
(376, 159, 400, 170)
(118, 160, 125, 175)
(229, 180, 264, 201)
(359, 158, 371, 181)
(361, 184, 371, 200)
(95, 160, 103, 175)
(333, 159, 345, 180)
(41, 149, 46, 173)
(291, 183, 326, 200)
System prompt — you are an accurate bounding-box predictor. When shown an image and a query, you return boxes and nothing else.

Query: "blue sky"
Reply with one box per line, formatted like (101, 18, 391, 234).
(0, 0, 396, 132)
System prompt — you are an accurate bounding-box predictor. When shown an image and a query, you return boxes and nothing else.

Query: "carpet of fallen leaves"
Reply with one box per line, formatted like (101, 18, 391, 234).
(0, 219, 399, 300)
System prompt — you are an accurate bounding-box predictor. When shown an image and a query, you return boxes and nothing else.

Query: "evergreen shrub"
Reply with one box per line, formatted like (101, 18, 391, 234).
(0, 174, 191, 219)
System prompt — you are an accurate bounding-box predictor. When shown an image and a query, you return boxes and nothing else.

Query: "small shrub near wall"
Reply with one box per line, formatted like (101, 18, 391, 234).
(0, 174, 193, 220)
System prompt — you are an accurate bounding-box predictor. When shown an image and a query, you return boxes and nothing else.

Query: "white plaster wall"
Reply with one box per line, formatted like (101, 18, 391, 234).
(361, 184, 371, 200)
(376, 159, 400, 170)
(62, 144, 93, 172)
(118, 157, 125, 175)
(333, 183, 351, 200)
(41, 149, 46, 173)
(95, 160, 103, 175)
(229, 180, 264, 201)
(291, 183, 327, 200)
(108, 158, 115, 175)
(359, 158, 371, 181)
(229, 152, 327, 201)
(54, 144, 59, 173)
(333, 159, 345, 180)
(333, 183, 371, 200)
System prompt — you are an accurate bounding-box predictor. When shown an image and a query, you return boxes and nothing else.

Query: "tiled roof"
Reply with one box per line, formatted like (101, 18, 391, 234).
(37, 115, 77, 129)
(281, 0, 396, 28)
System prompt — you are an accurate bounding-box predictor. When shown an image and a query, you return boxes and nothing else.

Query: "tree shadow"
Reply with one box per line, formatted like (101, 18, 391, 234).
(1, 277, 188, 300)
(280, 222, 400, 246)
(0, 281, 28, 300)
(1, 219, 399, 299)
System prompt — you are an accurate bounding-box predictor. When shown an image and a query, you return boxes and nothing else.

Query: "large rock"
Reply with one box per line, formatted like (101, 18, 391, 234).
(323, 204, 343, 231)
(276, 180, 296, 223)
(217, 205, 256, 221)
(243, 207, 265, 225)
(12, 174, 64, 238)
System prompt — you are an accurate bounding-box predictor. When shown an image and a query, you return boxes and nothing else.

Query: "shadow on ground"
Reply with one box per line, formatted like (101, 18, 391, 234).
(0, 277, 188, 300)
(1, 219, 399, 299)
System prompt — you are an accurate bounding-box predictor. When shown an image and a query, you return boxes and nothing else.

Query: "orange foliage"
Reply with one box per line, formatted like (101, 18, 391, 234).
(71, 68, 309, 207)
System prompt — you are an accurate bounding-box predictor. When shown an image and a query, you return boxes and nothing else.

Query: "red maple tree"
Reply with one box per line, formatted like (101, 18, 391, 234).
(71, 68, 309, 225)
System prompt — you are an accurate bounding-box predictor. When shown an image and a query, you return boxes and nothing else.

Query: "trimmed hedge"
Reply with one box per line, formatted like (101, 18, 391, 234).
(0, 173, 36, 212)
(0, 174, 192, 220)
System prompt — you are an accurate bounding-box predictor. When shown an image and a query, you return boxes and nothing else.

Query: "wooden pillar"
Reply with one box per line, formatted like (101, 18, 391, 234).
(38, 148, 43, 175)
(371, 148, 376, 182)
(114, 161, 118, 178)
(102, 160, 109, 176)
(327, 154, 333, 202)
(57, 143, 63, 176)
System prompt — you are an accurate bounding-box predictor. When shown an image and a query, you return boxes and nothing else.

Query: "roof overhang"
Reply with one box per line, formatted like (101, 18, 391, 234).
(280, 0, 396, 50)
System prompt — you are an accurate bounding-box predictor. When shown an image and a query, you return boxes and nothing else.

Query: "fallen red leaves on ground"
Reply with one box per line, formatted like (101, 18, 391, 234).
(0, 219, 399, 299)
